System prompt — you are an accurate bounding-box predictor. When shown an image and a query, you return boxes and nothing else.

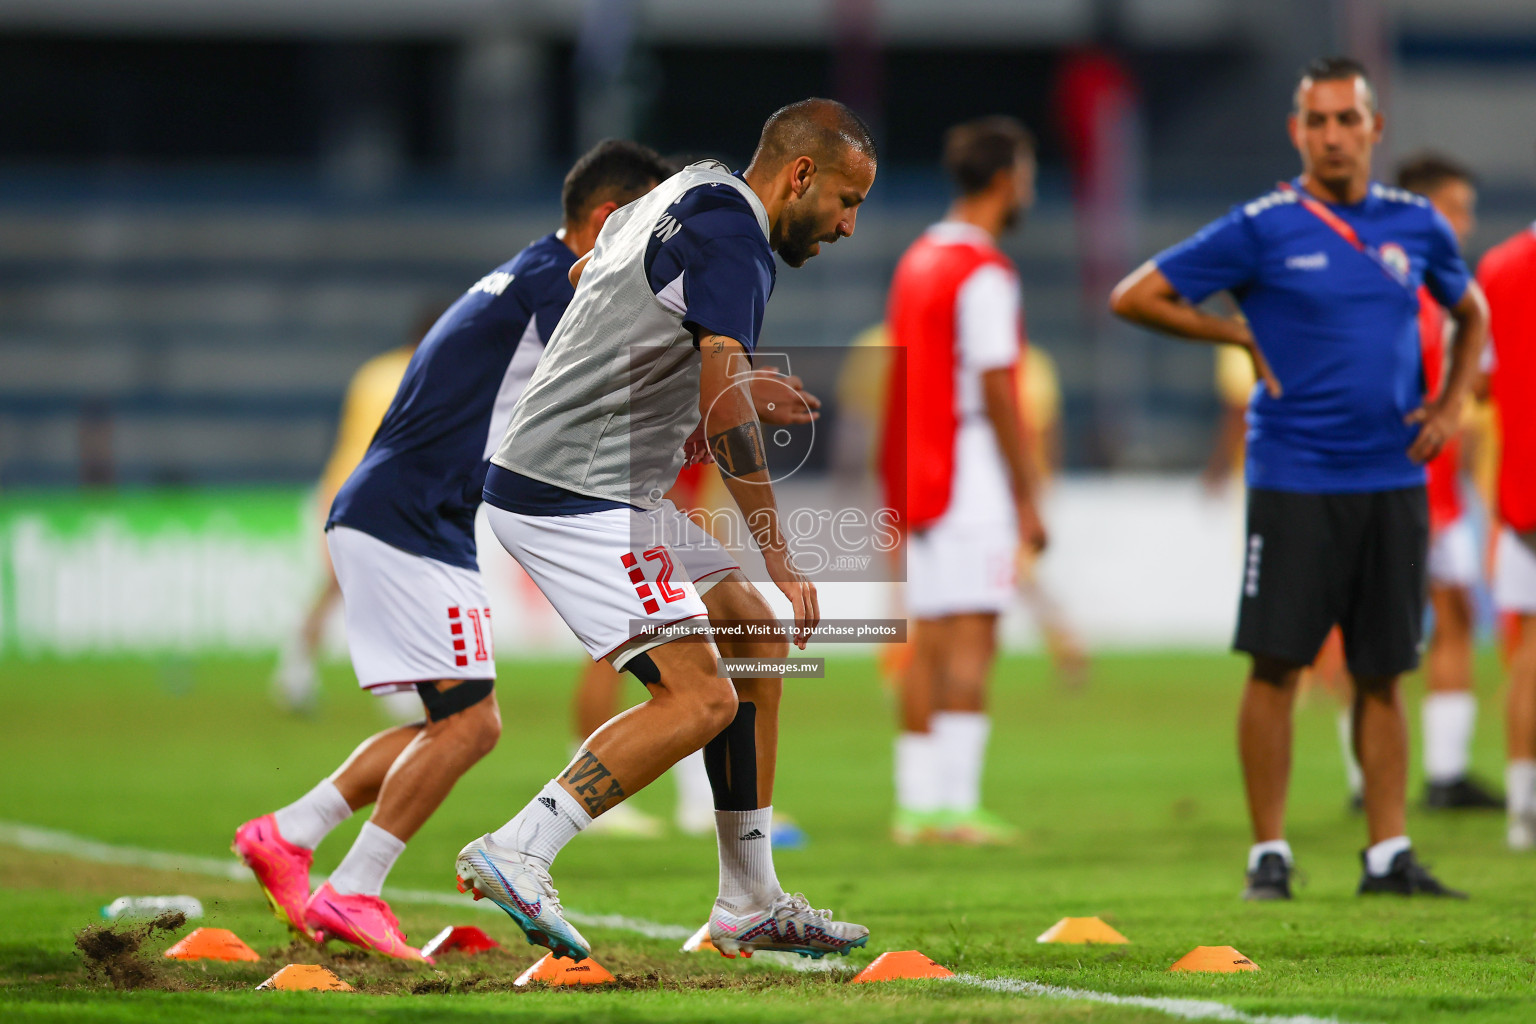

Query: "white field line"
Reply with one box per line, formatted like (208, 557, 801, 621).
(0, 820, 688, 943)
(954, 974, 1358, 1024)
(1, 821, 1367, 1019)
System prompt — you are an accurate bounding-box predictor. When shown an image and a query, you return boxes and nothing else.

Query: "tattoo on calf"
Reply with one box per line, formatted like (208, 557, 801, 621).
(562, 750, 626, 815)
(708, 420, 768, 479)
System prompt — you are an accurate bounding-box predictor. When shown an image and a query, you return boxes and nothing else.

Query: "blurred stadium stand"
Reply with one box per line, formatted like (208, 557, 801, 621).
(0, 0, 1533, 486)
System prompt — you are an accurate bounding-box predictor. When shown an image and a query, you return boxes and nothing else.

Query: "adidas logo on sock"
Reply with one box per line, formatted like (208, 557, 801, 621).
(538, 796, 559, 815)
(739, 828, 766, 841)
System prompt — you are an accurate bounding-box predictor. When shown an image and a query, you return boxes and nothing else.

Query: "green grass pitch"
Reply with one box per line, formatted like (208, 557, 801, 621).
(1, 650, 1533, 1022)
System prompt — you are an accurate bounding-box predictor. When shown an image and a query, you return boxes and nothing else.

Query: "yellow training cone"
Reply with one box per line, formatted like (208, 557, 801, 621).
(1036, 917, 1130, 944)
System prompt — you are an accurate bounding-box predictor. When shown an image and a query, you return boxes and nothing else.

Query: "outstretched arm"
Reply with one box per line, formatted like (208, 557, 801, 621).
(696, 332, 819, 648)
(1110, 261, 1280, 398)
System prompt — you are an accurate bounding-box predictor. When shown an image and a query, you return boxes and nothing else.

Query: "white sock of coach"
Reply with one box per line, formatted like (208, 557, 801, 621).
(895, 732, 941, 813)
(328, 820, 406, 897)
(272, 779, 353, 850)
(1422, 692, 1476, 783)
(714, 807, 783, 913)
(491, 780, 592, 869)
(932, 711, 990, 814)
(1364, 835, 1412, 877)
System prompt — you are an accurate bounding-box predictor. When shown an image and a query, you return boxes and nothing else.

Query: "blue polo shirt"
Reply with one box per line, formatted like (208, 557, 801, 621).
(1156, 179, 1471, 493)
(329, 232, 576, 568)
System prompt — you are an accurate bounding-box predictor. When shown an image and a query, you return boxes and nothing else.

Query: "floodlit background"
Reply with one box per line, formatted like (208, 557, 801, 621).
(0, 0, 1532, 659)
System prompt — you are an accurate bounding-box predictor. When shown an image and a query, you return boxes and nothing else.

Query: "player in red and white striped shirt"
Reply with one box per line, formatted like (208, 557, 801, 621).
(881, 117, 1047, 845)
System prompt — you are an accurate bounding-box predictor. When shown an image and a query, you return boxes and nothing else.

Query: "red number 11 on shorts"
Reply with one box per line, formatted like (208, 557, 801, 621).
(447, 606, 493, 668)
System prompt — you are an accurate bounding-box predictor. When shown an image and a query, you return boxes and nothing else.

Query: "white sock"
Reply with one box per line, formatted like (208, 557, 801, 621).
(1336, 709, 1363, 798)
(673, 749, 714, 820)
(1507, 760, 1536, 818)
(895, 732, 940, 813)
(327, 820, 406, 897)
(932, 711, 990, 813)
(714, 807, 783, 913)
(1364, 835, 1412, 877)
(272, 779, 353, 850)
(1422, 692, 1476, 783)
(1247, 839, 1293, 871)
(491, 780, 592, 869)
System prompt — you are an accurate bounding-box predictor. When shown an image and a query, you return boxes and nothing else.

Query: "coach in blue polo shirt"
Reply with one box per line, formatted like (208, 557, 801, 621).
(1111, 56, 1489, 900)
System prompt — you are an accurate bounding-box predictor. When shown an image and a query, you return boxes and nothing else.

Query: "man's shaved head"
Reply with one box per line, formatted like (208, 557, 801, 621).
(751, 98, 878, 174)
(744, 97, 878, 268)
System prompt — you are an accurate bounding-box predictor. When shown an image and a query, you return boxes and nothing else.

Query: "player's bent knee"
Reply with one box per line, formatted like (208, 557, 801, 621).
(696, 680, 740, 736)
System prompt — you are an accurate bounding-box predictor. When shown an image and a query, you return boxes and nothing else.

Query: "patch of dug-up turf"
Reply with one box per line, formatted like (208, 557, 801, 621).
(74, 911, 187, 990)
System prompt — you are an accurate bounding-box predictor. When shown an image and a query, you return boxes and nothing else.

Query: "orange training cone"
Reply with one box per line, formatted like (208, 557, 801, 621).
(421, 925, 500, 958)
(681, 922, 719, 954)
(164, 927, 261, 962)
(513, 953, 616, 987)
(1036, 917, 1130, 944)
(256, 964, 353, 991)
(849, 950, 954, 983)
(1169, 946, 1259, 973)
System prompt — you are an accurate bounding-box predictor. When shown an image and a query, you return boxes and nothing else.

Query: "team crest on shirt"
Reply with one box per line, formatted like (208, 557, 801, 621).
(1378, 242, 1410, 281)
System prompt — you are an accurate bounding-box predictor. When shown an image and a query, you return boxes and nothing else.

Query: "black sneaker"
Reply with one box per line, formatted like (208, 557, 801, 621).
(1424, 775, 1505, 811)
(1357, 849, 1468, 898)
(1242, 852, 1292, 900)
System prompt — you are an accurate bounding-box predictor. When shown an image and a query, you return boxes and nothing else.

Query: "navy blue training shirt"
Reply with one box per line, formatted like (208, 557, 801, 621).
(1156, 179, 1472, 493)
(645, 176, 776, 352)
(329, 232, 576, 567)
(483, 177, 775, 517)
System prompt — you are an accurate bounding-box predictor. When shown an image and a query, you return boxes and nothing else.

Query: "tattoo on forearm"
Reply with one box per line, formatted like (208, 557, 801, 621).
(562, 750, 626, 815)
(709, 420, 768, 479)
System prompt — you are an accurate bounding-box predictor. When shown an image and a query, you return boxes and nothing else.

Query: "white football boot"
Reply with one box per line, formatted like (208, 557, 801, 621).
(708, 892, 869, 960)
(455, 834, 591, 960)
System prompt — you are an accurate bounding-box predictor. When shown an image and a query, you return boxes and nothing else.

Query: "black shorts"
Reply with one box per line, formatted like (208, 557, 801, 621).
(1234, 486, 1428, 678)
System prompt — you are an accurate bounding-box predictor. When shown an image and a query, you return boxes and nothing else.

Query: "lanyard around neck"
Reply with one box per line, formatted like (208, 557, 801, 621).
(1277, 181, 1410, 289)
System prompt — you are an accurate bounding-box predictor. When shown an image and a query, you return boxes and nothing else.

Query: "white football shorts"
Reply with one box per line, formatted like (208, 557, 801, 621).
(906, 514, 1017, 619)
(906, 418, 1017, 619)
(327, 525, 497, 693)
(1494, 527, 1536, 614)
(1427, 515, 1480, 589)
(485, 499, 738, 669)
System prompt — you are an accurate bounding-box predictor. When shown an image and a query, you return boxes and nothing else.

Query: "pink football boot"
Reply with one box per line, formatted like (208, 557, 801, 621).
(232, 814, 317, 941)
(304, 882, 434, 963)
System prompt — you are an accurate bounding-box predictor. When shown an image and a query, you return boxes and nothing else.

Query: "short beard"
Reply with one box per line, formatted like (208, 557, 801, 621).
(776, 204, 822, 268)
(1002, 203, 1026, 233)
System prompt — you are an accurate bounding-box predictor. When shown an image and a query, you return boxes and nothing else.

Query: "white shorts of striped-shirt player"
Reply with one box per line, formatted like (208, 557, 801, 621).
(485, 498, 738, 671)
(327, 525, 497, 694)
(1494, 527, 1536, 615)
(1427, 515, 1480, 590)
